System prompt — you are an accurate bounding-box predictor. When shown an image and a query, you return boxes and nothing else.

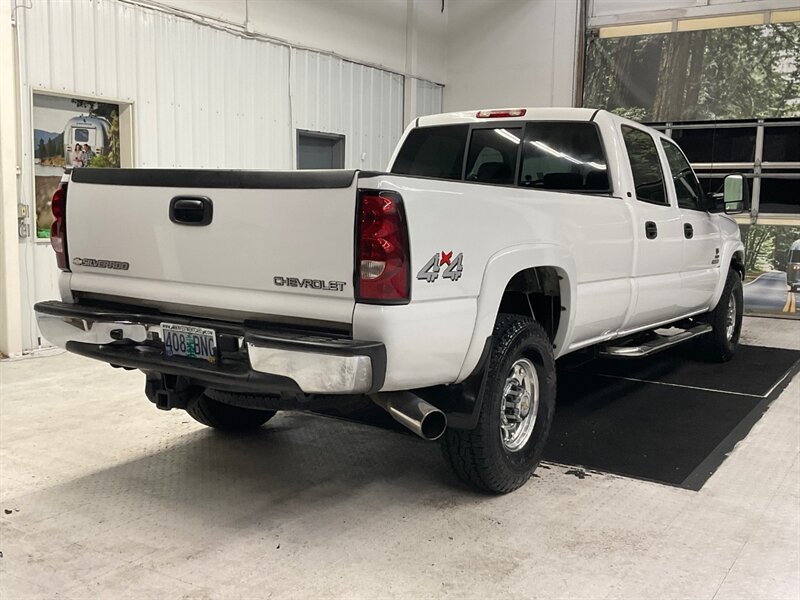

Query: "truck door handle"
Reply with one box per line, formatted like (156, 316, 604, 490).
(169, 196, 213, 226)
(645, 221, 658, 239)
(684, 223, 694, 239)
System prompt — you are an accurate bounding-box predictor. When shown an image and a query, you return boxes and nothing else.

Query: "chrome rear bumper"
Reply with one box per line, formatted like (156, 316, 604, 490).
(34, 301, 385, 395)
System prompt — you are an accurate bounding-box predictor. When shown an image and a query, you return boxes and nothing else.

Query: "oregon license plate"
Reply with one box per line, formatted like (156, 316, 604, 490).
(161, 323, 217, 364)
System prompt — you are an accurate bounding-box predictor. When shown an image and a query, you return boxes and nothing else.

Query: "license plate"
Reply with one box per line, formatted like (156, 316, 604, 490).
(161, 323, 217, 364)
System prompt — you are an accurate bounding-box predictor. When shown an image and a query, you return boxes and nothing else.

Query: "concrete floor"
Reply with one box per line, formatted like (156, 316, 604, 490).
(1, 317, 799, 599)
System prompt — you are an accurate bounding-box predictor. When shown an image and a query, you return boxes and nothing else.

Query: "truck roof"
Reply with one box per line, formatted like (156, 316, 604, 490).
(416, 107, 602, 128)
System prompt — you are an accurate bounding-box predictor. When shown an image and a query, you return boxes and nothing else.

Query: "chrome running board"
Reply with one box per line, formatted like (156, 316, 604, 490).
(599, 324, 712, 358)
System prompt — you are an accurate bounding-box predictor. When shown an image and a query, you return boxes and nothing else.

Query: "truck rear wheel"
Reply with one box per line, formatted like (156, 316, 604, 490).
(698, 268, 743, 362)
(185, 394, 276, 432)
(441, 314, 556, 493)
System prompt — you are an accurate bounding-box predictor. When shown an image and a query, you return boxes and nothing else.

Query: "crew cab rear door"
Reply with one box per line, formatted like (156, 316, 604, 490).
(619, 124, 685, 330)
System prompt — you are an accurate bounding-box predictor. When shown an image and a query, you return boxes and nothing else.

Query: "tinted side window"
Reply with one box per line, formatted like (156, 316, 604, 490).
(622, 126, 667, 205)
(391, 124, 468, 180)
(465, 128, 522, 185)
(519, 122, 609, 192)
(661, 140, 704, 210)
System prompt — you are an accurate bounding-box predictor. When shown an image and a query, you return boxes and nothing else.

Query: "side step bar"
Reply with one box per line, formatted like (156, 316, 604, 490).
(599, 324, 712, 358)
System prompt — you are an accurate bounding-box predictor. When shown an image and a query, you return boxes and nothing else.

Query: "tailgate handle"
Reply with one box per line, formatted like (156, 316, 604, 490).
(170, 196, 213, 226)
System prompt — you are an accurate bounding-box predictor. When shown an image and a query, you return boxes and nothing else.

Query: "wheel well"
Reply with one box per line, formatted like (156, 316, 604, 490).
(498, 267, 563, 343)
(731, 251, 745, 279)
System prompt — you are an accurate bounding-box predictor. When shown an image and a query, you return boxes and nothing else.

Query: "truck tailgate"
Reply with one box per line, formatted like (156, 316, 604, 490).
(65, 169, 358, 325)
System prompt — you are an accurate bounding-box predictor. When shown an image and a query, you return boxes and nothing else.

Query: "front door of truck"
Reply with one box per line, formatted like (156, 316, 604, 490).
(660, 139, 722, 312)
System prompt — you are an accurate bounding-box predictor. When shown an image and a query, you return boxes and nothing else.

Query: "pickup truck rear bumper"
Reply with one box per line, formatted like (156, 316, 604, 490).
(33, 301, 386, 395)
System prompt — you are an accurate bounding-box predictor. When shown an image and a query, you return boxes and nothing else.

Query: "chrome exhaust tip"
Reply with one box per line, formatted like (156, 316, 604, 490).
(371, 392, 447, 441)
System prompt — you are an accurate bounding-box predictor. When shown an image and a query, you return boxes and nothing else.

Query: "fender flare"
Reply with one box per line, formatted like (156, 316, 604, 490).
(455, 243, 577, 382)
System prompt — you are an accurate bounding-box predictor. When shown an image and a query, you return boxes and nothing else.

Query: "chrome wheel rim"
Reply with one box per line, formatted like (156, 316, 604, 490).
(499, 358, 539, 452)
(725, 294, 737, 341)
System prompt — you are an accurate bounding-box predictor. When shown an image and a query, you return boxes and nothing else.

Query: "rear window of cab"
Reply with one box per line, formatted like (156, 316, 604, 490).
(391, 121, 610, 193)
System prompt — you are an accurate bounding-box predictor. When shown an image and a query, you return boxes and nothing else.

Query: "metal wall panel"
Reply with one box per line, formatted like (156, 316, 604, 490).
(20, 0, 293, 170)
(290, 48, 405, 171)
(15, 0, 413, 351)
(415, 79, 444, 118)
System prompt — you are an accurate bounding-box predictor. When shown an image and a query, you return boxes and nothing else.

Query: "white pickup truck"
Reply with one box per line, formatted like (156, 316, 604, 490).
(36, 108, 747, 493)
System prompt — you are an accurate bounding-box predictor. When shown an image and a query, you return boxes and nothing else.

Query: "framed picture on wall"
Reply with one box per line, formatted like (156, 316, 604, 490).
(32, 93, 130, 239)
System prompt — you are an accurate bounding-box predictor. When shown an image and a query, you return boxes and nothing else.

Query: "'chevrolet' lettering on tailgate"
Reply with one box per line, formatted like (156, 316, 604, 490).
(273, 276, 346, 292)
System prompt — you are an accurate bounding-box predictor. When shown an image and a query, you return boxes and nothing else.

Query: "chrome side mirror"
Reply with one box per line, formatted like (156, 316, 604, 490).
(723, 174, 747, 215)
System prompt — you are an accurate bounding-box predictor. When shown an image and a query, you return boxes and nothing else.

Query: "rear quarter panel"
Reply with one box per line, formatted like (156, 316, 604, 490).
(356, 174, 633, 390)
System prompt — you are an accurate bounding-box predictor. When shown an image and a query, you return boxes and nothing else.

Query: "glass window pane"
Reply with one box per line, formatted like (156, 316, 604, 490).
(622, 126, 667, 205)
(391, 124, 468, 180)
(661, 140, 704, 210)
(465, 128, 522, 185)
(671, 127, 756, 163)
(759, 177, 800, 214)
(73, 128, 89, 143)
(519, 122, 610, 192)
(762, 126, 800, 162)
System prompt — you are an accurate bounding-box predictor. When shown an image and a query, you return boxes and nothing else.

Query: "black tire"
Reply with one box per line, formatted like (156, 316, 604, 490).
(441, 314, 556, 494)
(185, 393, 276, 432)
(698, 268, 743, 362)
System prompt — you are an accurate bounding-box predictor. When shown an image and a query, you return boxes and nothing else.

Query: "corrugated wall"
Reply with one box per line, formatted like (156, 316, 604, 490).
(415, 79, 444, 118)
(14, 0, 440, 352)
(18, 0, 417, 171)
(19, 0, 293, 171)
(290, 48, 405, 171)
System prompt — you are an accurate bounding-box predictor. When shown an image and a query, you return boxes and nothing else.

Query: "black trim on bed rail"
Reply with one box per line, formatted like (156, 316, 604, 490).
(70, 168, 360, 189)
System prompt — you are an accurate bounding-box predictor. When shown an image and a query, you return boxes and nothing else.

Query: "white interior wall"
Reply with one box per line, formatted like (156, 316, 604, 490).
(415, 79, 445, 118)
(0, 0, 23, 357)
(290, 49, 405, 171)
(12, 0, 421, 353)
(152, 0, 448, 84)
(443, 0, 580, 112)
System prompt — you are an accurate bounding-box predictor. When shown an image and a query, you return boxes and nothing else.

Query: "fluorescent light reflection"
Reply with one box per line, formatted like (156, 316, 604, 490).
(530, 140, 607, 170)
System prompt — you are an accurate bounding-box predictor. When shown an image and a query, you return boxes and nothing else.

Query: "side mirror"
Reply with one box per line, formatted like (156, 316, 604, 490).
(722, 174, 748, 215)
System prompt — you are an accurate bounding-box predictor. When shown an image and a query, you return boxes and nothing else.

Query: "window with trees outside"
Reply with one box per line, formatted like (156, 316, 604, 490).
(583, 18, 799, 317)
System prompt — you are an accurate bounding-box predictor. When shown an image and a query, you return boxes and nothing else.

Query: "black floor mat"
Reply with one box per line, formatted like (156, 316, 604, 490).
(575, 344, 800, 397)
(546, 345, 800, 489)
(314, 345, 800, 490)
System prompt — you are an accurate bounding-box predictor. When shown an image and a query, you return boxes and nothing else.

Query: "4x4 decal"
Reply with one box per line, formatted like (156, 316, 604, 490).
(417, 251, 464, 283)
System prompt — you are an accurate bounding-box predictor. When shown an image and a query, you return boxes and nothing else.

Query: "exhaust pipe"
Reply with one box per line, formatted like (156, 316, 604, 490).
(371, 392, 447, 441)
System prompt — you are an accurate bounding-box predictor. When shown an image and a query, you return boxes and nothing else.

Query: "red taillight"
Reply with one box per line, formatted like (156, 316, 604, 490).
(476, 108, 527, 118)
(50, 182, 69, 271)
(356, 190, 410, 304)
